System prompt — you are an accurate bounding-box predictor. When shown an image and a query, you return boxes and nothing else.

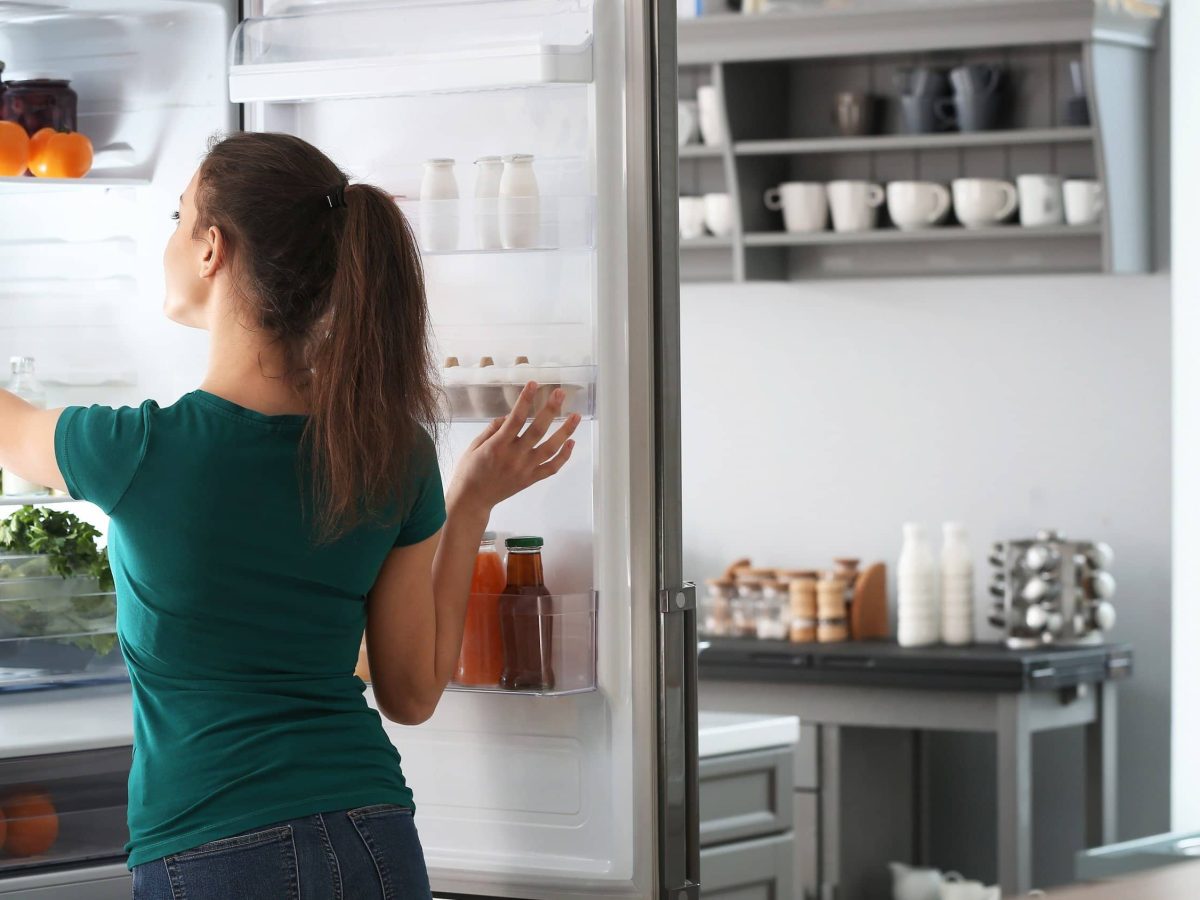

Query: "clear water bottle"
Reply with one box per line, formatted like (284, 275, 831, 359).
(3, 357, 48, 496)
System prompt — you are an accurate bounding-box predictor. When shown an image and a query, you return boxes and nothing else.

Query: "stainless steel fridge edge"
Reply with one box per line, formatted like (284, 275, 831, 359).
(623, 1, 700, 898)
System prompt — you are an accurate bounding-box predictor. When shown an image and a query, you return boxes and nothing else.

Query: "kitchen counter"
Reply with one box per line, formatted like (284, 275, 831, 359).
(1038, 859, 1200, 898)
(0, 684, 132, 759)
(698, 709, 800, 757)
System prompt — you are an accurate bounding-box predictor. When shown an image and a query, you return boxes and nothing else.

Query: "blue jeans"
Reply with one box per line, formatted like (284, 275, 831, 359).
(131, 804, 432, 900)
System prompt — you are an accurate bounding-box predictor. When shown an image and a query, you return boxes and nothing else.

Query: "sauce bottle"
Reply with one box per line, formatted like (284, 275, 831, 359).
(455, 532, 507, 686)
(499, 536, 554, 691)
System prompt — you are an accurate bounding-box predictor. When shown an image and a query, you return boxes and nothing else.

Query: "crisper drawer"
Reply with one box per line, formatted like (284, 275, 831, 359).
(0, 746, 129, 878)
(0, 556, 124, 692)
(700, 746, 794, 848)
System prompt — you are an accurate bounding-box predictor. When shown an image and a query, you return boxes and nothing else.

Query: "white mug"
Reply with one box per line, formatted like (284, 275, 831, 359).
(952, 178, 1018, 228)
(940, 872, 1001, 900)
(887, 181, 951, 231)
(827, 180, 884, 233)
(678, 100, 700, 146)
(1017, 174, 1065, 227)
(703, 192, 734, 237)
(679, 197, 707, 239)
(697, 85, 725, 147)
(1064, 179, 1104, 226)
(764, 182, 828, 233)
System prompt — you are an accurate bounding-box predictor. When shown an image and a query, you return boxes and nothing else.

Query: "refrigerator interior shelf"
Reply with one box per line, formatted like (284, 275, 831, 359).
(229, 1, 594, 102)
(443, 365, 595, 421)
(0, 494, 79, 506)
(0, 801, 128, 874)
(447, 590, 597, 697)
(40, 369, 139, 387)
(0, 176, 149, 193)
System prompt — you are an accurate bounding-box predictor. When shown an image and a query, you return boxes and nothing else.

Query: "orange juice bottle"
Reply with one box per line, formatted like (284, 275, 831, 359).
(455, 533, 507, 686)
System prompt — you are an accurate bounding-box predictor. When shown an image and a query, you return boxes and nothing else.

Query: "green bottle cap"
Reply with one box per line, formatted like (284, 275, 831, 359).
(505, 536, 544, 550)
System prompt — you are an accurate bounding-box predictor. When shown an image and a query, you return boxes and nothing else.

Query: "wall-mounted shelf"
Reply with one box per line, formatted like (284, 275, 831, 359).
(681, 236, 734, 249)
(676, 0, 1163, 282)
(680, 144, 725, 159)
(744, 223, 1101, 247)
(734, 127, 1095, 157)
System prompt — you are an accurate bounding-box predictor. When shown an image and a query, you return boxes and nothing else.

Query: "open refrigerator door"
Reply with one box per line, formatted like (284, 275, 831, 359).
(231, 0, 694, 896)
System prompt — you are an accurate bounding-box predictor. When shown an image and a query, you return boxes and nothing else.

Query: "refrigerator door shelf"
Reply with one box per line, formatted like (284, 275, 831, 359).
(444, 366, 596, 422)
(229, 0, 594, 102)
(399, 195, 596, 256)
(446, 590, 597, 697)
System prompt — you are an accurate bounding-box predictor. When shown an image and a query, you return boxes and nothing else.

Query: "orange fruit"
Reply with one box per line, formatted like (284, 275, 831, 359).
(26, 127, 56, 175)
(30, 131, 92, 179)
(0, 121, 29, 177)
(2, 790, 59, 857)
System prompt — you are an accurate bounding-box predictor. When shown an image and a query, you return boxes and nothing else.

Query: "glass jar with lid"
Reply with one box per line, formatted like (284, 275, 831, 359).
(732, 577, 763, 638)
(1, 79, 77, 134)
(699, 577, 735, 637)
(756, 581, 791, 640)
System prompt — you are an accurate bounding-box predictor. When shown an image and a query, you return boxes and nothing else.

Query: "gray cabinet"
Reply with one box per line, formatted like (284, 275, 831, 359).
(700, 743, 798, 898)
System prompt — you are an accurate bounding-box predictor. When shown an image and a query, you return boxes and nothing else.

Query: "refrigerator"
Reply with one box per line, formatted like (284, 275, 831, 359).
(0, 1, 699, 898)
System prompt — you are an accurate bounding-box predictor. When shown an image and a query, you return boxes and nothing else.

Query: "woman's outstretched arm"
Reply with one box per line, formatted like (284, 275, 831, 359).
(0, 393, 66, 493)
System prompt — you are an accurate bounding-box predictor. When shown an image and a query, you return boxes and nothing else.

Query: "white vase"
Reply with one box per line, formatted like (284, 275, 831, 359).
(940, 523, 974, 646)
(499, 154, 540, 249)
(898, 523, 938, 647)
(474, 156, 503, 251)
(419, 158, 459, 253)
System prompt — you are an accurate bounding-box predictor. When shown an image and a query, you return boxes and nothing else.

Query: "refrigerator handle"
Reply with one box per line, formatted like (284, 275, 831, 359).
(631, 0, 699, 895)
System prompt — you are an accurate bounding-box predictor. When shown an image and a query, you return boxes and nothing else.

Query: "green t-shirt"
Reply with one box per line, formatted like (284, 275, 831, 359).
(54, 390, 446, 868)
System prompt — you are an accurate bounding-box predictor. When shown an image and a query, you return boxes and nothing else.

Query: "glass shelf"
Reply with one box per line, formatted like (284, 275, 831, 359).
(398, 195, 596, 256)
(229, 0, 594, 102)
(0, 560, 122, 691)
(0, 176, 149, 194)
(448, 591, 596, 697)
(443, 365, 596, 421)
(0, 494, 78, 506)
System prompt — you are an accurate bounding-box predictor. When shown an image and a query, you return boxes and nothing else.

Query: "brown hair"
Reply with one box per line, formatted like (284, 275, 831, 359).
(193, 131, 440, 540)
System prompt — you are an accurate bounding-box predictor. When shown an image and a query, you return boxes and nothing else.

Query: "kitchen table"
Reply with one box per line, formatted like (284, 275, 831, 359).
(698, 639, 1132, 898)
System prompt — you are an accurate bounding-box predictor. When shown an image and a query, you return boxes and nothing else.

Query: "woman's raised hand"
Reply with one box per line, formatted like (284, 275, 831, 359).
(445, 382, 580, 519)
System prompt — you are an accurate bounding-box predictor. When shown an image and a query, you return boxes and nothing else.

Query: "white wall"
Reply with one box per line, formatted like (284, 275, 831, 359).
(1171, 0, 1200, 831)
(682, 273, 1172, 850)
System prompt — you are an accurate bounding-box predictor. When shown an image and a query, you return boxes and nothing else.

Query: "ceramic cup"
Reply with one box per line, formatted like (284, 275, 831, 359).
(827, 180, 885, 233)
(678, 100, 700, 145)
(887, 181, 951, 231)
(940, 873, 1001, 900)
(764, 182, 828, 233)
(679, 196, 707, 239)
(1064, 178, 1104, 226)
(952, 178, 1018, 228)
(1017, 174, 1065, 227)
(703, 192, 734, 237)
(833, 92, 876, 137)
(697, 86, 725, 146)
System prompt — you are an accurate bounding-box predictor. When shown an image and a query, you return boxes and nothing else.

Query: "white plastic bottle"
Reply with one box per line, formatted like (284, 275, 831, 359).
(499, 154, 540, 249)
(897, 522, 937, 647)
(419, 158, 459, 253)
(3, 357, 48, 496)
(474, 156, 504, 250)
(940, 522, 975, 646)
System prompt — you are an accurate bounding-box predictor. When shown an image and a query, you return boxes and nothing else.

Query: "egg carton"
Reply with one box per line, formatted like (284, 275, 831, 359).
(442, 364, 595, 421)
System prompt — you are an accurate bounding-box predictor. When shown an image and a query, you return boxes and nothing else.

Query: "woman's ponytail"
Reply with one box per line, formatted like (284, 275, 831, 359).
(305, 183, 440, 541)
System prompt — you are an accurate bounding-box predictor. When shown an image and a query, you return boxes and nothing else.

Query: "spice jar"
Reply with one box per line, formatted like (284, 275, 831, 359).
(817, 574, 848, 643)
(789, 576, 817, 643)
(732, 578, 763, 638)
(756, 581, 790, 640)
(1, 79, 77, 133)
(700, 577, 736, 637)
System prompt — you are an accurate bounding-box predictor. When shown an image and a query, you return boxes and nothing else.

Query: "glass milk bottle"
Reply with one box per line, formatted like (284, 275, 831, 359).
(940, 522, 975, 646)
(474, 156, 504, 250)
(898, 522, 937, 647)
(419, 158, 459, 253)
(499, 154, 540, 249)
(3, 357, 48, 496)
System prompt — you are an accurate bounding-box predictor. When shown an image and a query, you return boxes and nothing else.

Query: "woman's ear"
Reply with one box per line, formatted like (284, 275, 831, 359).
(198, 225, 226, 279)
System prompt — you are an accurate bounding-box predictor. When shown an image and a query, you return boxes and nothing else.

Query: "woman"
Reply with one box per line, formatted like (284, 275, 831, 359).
(0, 132, 579, 899)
